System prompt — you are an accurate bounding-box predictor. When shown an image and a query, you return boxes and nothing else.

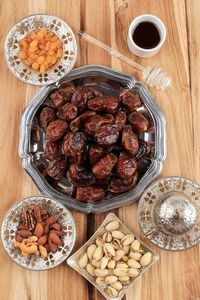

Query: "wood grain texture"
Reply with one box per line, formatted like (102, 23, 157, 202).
(0, 0, 199, 300)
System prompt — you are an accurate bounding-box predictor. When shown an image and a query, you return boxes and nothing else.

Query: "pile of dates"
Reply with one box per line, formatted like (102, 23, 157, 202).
(39, 84, 152, 202)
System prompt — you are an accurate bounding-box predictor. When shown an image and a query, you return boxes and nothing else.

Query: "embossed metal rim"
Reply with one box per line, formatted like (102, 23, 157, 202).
(4, 14, 77, 86)
(1, 195, 76, 270)
(138, 176, 200, 251)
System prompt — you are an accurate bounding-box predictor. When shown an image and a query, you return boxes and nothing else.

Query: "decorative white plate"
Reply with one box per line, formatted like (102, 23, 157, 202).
(138, 176, 200, 251)
(4, 14, 77, 86)
(1, 196, 76, 270)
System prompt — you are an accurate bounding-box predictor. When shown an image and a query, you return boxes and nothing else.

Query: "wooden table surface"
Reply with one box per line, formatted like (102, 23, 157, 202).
(0, 0, 200, 299)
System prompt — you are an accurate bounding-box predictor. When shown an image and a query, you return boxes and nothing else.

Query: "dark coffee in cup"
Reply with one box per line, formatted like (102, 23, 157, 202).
(132, 21, 160, 49)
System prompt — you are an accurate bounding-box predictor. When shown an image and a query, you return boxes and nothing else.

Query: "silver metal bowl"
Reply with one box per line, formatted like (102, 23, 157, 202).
(19, 65, 166, 213)
(138, 176, 200, 251)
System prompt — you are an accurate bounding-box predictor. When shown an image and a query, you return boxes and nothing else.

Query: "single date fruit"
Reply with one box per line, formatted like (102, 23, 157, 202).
(122, 125, 139, 155)
(95, 124, 119, 146)
(76, 186, 105, 202)
(44, 141, 62, 161)
(120, 89, 142, 112)
(57, 103, 78, 121)
(84, 114, 114, 135)
(115, 111, 127, 131)
(70, 111, 96, 132)
(71, 87, 95, 109)
(116, 152, 137, 179)
(46, 119, 68, 142)
(39, 107, 56, 129)
(128, 111, 149, 132)
(68, 163, 95, 186)
(109, 172, 138, 193)
(92, 153, 117, 179)
(89, 144, 106, 164)
(46, 159, 67, 180)
(88, 96, 119, 113)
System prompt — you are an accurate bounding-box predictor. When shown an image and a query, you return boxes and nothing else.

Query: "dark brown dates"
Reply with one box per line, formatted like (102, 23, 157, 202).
(46, 159, 67, 181)
(88, 96, 119, 113)
(46, 119, 68, 141)
(128, 111, 149, 132)
(122, 125, 139, 155)
(120, 89, 142, 112)
(76, 186, 105, 202)
(95, 125, 119, 146)
(70, 111, 96, 132)
(115, 111, 127, 131)
(62, 132, 87, 165)
(89, 144, 106, 164)
(92, 153, 117, 179)
(109, 172, 138, 193)
(84, 114, 114, 135)
(40, 107, 56, 129)
(68, 164, 95, 186)
(40, 83, 152, 202)
(57, 103, 78, 121)
(71, 87, 95, 109)
(116, 152, 137, 179)
(44, 141, 62, 161)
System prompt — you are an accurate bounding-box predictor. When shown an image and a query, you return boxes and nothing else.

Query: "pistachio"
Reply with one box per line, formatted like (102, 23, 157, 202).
(140, 252, 152, 266)
(112, 238, 122, 250)
(127, 259, 141, 269)
(105, 275, 118, 284)
(128, 268, 140, 277)
(93, 246, 103, 261)
(78, 252, 88, 268)
(113, 249, 124, 261)
(96, 237, 104, 247)
(105, 221, 119, 231)
(131, 240, 140, 251)
(99, 257, 109, 269)
(129, 251, 142, 261)
(122, 234, 135, 246)
(122, 255, 129, 262)
(86, 263, 95, 277)
(91, 259, 100, 268)
(102, 232, 112, 242)
(113, 268, 128, 277)
(118, 276, 130, 285)
(116, 262, 128, 269)
(96, 277, 105, 286)
(87, 244, 97, 260)
(105, 286, 118, 297)
(111, 230, 125, 239)
(107, 259, 116, 269)
(111, 281, 123, 290)
(123, 245, 130, 254)
(104, 243, 115, 257)
(95, 268, 109, 277)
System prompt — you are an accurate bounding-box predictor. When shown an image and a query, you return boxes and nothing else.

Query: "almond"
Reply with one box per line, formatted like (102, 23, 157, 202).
(43, 224, 49, 235)
(34, 222, 44, 238)
(16, 234, 24, 242)
(50, 223, 61, 230)
(49, 232, 62, 245)
(48, 239, 58, 253)
(17, 223, 28, 230)
(17, 230, 32, 238)
(50, 230, 63, 237)
(45, 215, 59, 225)
(37, 235, 48, 245)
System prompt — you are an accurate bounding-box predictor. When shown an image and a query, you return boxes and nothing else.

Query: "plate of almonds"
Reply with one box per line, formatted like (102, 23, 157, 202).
(67, 213, 159, 300)
(1, 196, 76, 270)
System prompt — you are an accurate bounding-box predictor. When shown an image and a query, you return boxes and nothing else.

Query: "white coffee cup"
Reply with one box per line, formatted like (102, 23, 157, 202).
(127, 14, 166, 58)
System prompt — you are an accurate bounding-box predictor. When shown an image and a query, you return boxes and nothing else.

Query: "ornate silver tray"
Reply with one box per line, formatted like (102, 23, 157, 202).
(4, 14, 77, 85)
(1, 196, 76, 270)
(138, 176, 200, 250)
(19, 65, 166, 213)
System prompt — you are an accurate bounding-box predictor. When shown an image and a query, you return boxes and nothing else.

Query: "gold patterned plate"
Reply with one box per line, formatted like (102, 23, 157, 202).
(4, 14, 77, 85)
(138, 176, 200, 251)
(1, 196, 76, 270)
